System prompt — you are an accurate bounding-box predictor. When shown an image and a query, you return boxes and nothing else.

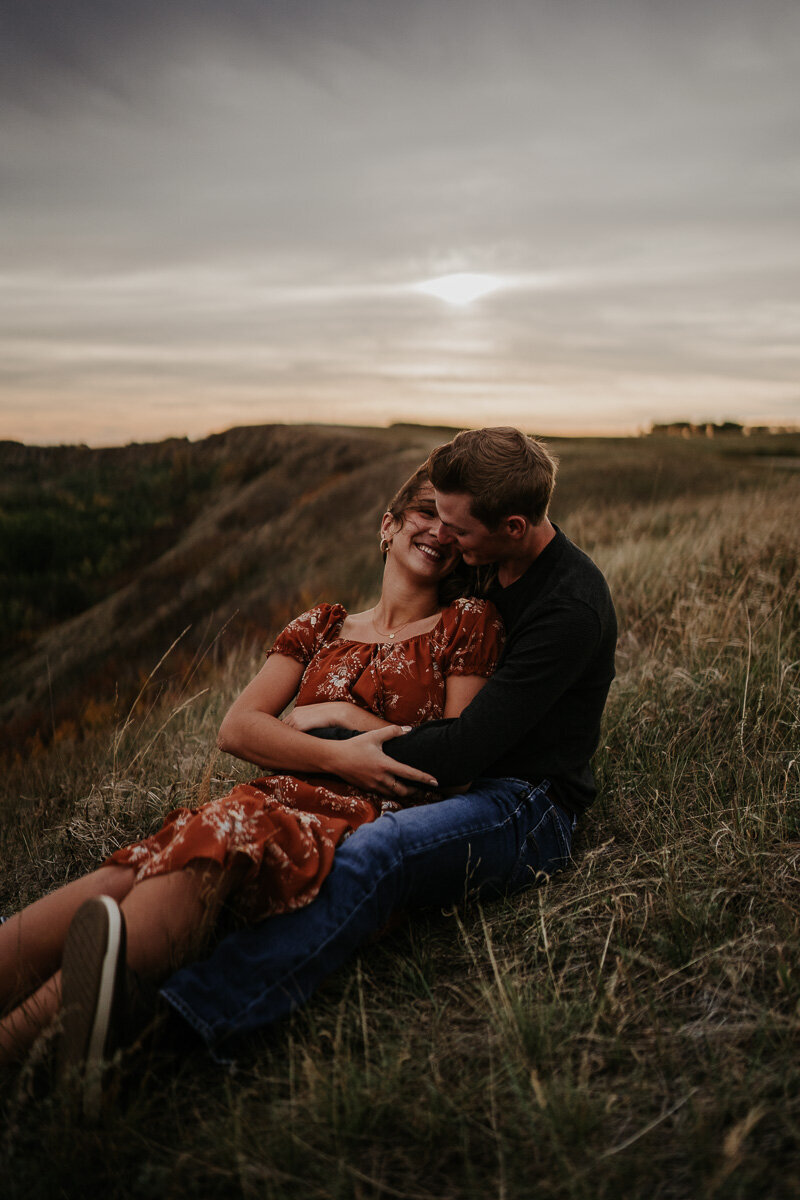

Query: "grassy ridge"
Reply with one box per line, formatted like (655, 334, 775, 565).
(0, 425, 443, 753)
(1, 436, 798, 1198)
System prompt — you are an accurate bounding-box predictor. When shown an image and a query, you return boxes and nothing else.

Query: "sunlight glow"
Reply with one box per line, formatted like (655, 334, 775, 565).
(414, 273, 505, 306)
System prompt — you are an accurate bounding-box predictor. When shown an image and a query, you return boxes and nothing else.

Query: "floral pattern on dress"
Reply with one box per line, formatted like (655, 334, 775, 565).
(105, 597, 504, 920)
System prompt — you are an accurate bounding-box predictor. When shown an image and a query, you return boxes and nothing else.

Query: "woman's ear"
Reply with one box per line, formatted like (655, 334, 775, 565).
(380, 511, 397, 543)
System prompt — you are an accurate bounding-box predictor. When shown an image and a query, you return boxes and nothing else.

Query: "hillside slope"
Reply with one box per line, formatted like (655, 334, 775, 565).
(1, 423, 449, 748)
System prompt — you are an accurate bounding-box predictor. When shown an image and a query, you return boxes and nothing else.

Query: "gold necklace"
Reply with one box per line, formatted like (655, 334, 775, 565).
(371, 608, 430, 642)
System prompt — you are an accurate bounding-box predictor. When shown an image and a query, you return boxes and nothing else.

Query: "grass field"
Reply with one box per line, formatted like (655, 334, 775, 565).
(1, 433, 798, 1199)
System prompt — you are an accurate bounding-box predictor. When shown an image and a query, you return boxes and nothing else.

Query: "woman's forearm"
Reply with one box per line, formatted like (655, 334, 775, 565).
(282, 701, 392, 734)
(338, 707, 390, 731)
(217, 709, 344, 774)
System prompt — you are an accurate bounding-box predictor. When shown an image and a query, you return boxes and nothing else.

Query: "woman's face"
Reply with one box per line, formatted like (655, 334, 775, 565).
(382, 484, 460, 581)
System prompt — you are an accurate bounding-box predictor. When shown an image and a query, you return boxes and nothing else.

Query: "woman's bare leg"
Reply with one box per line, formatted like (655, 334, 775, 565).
(0, 859, 243, 1065)
(0, 975, 63, 1066)
(119, 860, 241, 977)
(0, 866, 136, 1011)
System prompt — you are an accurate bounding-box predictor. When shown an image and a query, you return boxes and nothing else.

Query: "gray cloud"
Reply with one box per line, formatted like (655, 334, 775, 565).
(1, 0, 798, 441)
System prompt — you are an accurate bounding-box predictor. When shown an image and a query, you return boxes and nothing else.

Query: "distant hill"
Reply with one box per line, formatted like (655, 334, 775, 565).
(0, 423, 449, 753)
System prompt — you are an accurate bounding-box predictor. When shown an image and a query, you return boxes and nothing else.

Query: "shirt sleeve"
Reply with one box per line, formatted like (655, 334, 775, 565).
(268, 604, 345, 667)
(441, 598, 505, 678)
(385, 599, 602, 786)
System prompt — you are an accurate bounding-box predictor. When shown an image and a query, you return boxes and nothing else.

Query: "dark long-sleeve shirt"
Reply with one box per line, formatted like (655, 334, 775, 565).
(385, 527, 617, 814)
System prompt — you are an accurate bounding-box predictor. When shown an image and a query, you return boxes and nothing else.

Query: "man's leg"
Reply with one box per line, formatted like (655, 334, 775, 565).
(161, 780, 573, 1059)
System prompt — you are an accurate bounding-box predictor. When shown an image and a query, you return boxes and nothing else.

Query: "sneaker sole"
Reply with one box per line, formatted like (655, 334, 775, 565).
(58, 895, 126, 1119)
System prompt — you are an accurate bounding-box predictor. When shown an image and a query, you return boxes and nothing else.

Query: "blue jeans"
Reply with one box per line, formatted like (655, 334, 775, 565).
(161, 778, 574, 1060)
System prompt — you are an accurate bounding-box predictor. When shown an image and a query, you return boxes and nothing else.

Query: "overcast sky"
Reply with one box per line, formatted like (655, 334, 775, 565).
(1, 0, 798, 444)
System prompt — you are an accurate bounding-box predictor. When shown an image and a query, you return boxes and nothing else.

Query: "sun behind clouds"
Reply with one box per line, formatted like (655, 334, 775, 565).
(413, 273, 505, 306)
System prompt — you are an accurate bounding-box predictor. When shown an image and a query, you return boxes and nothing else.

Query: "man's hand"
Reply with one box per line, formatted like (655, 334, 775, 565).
(327, 726, 438, 798)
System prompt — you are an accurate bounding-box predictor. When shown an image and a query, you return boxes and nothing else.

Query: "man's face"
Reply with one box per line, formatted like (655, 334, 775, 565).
(433, 490, 510, 565)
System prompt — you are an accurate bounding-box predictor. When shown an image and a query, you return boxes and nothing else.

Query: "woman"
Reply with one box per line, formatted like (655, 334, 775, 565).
(0, 466, 503, 1079)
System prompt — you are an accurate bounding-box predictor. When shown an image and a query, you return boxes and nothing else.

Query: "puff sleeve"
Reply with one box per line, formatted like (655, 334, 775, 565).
(439, 597, 504, 678)
(268, 604, 347, 667)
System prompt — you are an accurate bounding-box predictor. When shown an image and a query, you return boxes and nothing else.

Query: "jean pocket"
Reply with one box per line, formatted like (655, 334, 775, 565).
(507, 803, 571, 892)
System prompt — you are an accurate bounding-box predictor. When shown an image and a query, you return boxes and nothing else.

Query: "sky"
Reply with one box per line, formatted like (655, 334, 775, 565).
(1, 0, 799, 446)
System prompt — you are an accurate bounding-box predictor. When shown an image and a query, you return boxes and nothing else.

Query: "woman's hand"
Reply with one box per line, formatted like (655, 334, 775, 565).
(283, 702, 391, 734)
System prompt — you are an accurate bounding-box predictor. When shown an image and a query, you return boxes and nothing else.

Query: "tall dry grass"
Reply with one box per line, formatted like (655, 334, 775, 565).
(1, 450, 798, 1200)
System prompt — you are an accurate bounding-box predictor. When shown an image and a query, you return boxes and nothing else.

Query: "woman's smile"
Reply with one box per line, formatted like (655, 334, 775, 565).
(406, 529, 459, 575)
(412, 540, 447, 564)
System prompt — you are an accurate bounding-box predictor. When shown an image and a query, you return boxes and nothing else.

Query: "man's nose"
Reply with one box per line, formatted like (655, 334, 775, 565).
(436, 523, 454, 544)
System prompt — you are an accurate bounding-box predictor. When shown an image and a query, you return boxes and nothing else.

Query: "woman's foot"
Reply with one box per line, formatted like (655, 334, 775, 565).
(57, 895, 127, 1120)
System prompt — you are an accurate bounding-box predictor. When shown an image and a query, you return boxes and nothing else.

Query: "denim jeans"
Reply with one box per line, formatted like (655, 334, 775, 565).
(161, 778, 574, 1060)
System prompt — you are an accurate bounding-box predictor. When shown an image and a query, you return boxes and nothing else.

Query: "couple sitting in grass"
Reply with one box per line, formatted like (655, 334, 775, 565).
(0, 426, 616, 1110)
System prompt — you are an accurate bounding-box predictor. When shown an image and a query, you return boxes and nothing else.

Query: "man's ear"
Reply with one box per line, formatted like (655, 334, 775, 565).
(504, 515, 528, 540)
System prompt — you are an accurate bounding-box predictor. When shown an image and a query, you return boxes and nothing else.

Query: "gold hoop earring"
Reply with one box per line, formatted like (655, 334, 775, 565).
(380, 537, 390, 554)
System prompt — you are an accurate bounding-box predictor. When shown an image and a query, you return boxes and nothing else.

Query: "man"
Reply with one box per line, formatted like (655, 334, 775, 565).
(159, 427, 617, 1059)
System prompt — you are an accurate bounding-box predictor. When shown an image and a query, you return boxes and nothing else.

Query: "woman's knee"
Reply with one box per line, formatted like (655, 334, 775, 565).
(90, 864, 137, 901)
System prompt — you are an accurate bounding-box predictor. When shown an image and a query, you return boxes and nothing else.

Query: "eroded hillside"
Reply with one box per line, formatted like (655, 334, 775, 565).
(0, 423, 452, 750)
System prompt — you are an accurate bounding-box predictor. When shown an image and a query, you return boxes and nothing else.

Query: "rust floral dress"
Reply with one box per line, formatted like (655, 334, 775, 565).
(106, 598, 503, 920)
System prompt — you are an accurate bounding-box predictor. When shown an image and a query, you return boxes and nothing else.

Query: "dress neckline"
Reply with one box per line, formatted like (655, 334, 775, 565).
(332, 601, 453, 647)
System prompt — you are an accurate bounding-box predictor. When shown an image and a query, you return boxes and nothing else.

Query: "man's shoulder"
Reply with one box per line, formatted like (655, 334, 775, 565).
(489, 527, 615, 641)
(498, 532, 614, 645)
(498, 534, 616, 663)
(539, 529, 613, 608)
(557, 531, 611, 585)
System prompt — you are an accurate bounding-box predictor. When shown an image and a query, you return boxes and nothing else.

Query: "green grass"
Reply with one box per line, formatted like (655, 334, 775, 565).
(1, 437, 798, 1199)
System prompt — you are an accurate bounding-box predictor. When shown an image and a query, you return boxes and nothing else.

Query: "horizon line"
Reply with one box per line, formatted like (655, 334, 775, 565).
(3, 417, 799, 453)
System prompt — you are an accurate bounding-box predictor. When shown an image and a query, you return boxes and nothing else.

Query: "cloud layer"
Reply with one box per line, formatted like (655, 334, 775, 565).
(2, 0, 798, 442)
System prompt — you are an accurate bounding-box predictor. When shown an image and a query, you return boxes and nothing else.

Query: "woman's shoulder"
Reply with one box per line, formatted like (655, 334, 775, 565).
(269, 603, 347, 662)
(435, 596, 504, 674)
(436, 595, 504, 645)
(299, 602, 348, 628)
(441, 595, 502, 627)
